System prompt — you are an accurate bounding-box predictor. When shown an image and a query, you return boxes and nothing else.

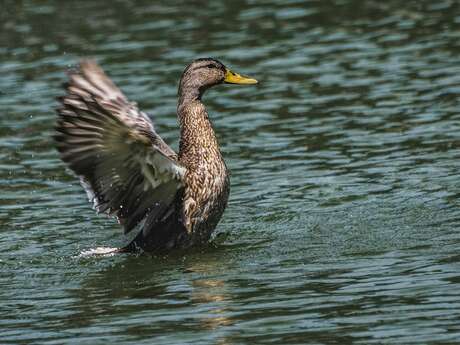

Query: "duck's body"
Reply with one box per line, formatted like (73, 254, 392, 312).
(55, 58, 256, 252)
(178, 100, 230, 243)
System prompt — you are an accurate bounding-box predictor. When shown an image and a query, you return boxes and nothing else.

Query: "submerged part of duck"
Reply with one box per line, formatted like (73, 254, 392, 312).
(54, 58, 257, 252)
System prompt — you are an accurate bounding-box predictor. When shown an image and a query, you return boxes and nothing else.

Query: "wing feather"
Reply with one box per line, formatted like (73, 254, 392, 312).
(55, 59, 185, 234)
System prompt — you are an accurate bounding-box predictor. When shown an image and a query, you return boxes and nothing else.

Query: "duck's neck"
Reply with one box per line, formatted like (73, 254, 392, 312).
(178, 79, 203, 105)
(177, 98, 222, 165)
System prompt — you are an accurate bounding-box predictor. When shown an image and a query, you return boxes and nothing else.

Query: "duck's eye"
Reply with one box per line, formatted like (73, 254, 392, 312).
(205, 64, 215, 69)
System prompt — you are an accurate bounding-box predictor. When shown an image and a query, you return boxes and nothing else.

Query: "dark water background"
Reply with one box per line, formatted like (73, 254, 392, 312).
(1, 0, 460, 344)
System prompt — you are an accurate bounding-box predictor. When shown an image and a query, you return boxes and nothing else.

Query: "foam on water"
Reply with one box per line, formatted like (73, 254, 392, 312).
(78, 247, 120, 257)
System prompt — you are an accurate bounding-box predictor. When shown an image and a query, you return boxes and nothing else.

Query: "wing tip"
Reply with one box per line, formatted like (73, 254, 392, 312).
(79, 58, 102, 75)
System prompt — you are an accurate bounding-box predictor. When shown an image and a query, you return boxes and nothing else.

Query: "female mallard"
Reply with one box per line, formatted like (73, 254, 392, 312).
(55, 58, 257, 252)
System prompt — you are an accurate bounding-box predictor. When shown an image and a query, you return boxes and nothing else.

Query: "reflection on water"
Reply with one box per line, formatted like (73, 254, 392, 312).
(62, 253, 235, 344)
(187, 262, 233, 339)
(1, 0, 460, 344)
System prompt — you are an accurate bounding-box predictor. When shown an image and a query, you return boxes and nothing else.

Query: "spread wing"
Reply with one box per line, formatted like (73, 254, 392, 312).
(55, 60, 186, 234)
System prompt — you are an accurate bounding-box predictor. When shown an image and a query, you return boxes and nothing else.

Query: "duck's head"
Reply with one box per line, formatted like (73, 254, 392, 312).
(178, 58, 257, 103)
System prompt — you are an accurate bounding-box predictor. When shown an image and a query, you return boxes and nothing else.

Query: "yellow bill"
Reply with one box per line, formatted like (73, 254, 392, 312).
(224, 69, 258, 85)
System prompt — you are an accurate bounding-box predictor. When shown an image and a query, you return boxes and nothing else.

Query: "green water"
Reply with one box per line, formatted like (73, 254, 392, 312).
(1, 0, 460, 344)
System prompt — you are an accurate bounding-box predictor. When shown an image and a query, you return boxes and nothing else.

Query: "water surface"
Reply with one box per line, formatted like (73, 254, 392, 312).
(1, 0, 460, 344)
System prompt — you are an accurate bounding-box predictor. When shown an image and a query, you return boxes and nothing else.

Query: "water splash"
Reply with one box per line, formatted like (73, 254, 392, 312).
(78, 247, 120, 257)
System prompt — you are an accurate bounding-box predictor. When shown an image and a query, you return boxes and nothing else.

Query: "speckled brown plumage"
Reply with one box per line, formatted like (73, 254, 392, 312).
(178, 100, 230, 243)
(55, 58, 256, 252)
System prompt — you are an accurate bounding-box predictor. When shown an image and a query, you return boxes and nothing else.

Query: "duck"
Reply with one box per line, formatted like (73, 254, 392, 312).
(54, 58, 257, 252)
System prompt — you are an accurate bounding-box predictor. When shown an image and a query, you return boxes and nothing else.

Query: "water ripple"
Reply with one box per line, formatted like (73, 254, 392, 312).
(1, 0, 460, 344)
